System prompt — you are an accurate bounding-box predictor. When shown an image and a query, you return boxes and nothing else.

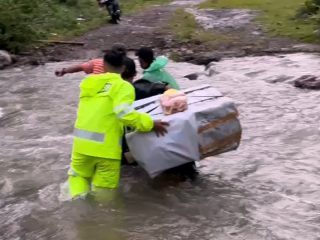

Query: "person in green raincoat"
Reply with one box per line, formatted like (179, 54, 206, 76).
(136, 47, 180, 90)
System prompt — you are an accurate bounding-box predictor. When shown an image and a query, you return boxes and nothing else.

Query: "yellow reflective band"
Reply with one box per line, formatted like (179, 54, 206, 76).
(74, 128, 105, 143)
(114, 103, 134, 118)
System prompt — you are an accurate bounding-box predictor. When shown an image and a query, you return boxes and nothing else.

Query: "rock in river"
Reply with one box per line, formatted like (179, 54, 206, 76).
(294, 75, 320, 90)
(0, 50, 12, 69)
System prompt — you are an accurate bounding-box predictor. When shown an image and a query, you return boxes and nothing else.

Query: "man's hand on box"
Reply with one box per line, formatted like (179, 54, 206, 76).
(153, 120, 169, 137)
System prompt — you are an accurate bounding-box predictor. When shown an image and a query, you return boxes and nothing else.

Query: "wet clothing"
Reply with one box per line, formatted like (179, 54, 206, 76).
(142, 56, 180, 90)
(72, 73, 153, 159)
(163, 161, 198, 181)
(69, 72, 154, 197)
(133, 79, 168, 100)
(68, 152, 121, 197)
(81, 58, 104, 74)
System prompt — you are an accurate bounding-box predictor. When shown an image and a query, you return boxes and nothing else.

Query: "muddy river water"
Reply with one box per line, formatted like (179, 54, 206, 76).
(1, 53, 320, 240)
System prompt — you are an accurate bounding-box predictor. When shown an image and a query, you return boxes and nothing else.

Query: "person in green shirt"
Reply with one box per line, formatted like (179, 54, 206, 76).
(136, 47, 180, 90)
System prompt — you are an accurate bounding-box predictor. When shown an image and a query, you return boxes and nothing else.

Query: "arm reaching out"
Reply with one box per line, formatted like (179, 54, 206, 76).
(113, 82, 169, 136)
(55, 65, 84, 77)
(55, 60, 95, 77)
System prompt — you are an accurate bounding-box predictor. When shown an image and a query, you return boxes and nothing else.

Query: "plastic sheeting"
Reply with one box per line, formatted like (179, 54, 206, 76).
(126, 85, 242, 178)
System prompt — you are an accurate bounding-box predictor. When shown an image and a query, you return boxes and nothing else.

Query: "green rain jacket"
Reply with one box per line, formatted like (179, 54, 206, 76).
(142, 56, 180, 90)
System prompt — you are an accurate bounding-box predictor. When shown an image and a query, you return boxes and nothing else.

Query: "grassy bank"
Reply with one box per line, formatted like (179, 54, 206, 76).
(168, 8, 233, 47)
(122, 0, 170, 12)
(0, 0, 170, 53)
(198, 0, 318, 42)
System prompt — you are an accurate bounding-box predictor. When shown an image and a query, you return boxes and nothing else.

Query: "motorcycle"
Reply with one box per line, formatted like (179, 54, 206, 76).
(99, 0, 121, 24)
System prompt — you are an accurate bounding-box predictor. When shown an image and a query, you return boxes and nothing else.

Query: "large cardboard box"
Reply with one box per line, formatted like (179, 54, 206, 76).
(126, 85, 242, 177)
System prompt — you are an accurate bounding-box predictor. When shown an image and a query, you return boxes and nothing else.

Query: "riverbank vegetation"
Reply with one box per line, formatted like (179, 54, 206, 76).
(198, 0, 320, 43)
(0, 0, 170, 53)
(168, 8, 233, 47)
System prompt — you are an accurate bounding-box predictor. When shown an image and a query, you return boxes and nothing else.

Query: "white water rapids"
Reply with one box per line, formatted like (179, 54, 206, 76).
(0, 53, 320, 239)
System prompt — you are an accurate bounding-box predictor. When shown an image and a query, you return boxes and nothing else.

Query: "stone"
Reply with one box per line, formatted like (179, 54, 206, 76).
(184, 73, 199, 80)
(28, 59, 43, 66)
(185, 49, 194, 55)
(207, 68, 217, 77)
(251, 31, 261, 36)
(0, 50, 12, 69)
(265, 75, 293, 84)
(294, 75, 320, 90)
(190, 52, 222, 65)
(181, 55, 195, 62)
(205, 61, 215, 70)
(180, 47, 188, 52)
(292, 43, 320, 53)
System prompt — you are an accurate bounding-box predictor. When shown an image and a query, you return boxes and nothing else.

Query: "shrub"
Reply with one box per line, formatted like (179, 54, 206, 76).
(0, 0, 170, 53)
(297, 0, 320, 18)
(0, 0, 43, 52)
(0, 0, 103, 53)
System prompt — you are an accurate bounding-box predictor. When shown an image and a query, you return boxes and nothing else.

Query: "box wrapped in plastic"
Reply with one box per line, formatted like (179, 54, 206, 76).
(126, 85, 242, 178)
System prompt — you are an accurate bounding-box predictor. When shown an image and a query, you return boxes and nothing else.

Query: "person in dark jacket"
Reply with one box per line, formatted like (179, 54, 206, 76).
(122, 57, 169, 100)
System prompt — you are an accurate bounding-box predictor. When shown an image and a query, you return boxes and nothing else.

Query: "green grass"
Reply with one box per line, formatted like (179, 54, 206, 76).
(0, 0, 171, 52)
(198, 0, 319, 42)
(169, 52, 181, 61)
(52, 0, 171, 40)
(168, 8, 234, 46)
(122, 0, 171, 13)
(47, 0, 172, 41)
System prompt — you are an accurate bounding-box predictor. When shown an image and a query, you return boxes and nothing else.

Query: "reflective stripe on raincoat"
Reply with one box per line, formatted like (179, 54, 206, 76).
(72, 73, 154, 159)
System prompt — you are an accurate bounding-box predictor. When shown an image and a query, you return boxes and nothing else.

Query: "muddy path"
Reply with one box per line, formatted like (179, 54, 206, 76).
(13, 0, 320, 67)
(16, 5, 174, 66)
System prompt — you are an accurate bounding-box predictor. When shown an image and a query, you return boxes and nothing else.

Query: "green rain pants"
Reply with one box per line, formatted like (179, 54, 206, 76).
(68, 152, 121, 198)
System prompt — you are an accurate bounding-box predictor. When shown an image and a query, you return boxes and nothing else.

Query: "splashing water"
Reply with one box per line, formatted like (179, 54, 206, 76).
(1, 53, 320, 239)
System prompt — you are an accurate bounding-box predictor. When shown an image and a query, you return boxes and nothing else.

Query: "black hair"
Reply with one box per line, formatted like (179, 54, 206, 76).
(136, 47, 154, 64)
(111, 43, 127, 57)
(103, 50, 124, 68)
(121, 57, 137, 80)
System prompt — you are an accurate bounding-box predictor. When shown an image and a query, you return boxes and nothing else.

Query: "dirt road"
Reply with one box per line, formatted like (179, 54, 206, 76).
(13, 0, 320, 66)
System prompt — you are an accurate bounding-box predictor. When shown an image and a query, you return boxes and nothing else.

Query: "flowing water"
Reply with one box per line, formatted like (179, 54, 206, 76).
(1, 53, 320, 240)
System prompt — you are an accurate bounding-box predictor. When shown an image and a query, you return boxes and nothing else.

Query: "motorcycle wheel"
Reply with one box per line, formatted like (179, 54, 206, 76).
(111, 14, 118, 24)
(105, 3, 117, 24)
